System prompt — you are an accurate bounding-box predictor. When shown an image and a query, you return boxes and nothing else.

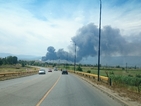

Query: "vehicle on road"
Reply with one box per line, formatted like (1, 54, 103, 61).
(48, 69, 52, 72)
(62, 70, 68, 75)
(38, 69, 46, 74)
(54, 67, 58, 71)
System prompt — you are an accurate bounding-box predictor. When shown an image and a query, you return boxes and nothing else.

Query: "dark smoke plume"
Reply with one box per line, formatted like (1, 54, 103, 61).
(42, 23, 141, 62)
(42, 46, 74, 62)
(71, 23, 141, 60)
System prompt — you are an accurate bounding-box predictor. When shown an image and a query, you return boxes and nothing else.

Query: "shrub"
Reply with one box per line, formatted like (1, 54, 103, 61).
(87, 70, 91, 73)
(109, 71, 114, 75)
(136, 74, 141, 78)
(109, 75, 141, 93)
(116, 65, 120, 68)
(22, 63, 25, 67)
(76, 65, 83, 71)
(128, 74, 133, 77)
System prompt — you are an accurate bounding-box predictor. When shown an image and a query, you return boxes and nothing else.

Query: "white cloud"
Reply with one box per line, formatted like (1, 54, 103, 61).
(0, 2, 83, 56)
(101, 1, 141, 36)
(0, 0, 141, 56)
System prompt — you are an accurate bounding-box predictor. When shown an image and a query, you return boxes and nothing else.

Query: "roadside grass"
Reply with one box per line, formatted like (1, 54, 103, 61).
(58, 65, 141, 77)
(81, 66, 141, 77)
(0, 64, 39, 81)
(0, 64, 37, 73)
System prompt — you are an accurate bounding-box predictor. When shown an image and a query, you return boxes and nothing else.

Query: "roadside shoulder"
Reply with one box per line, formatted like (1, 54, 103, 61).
(72, 73, 141, 106)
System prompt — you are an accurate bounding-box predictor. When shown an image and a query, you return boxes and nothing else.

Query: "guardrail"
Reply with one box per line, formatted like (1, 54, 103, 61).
(0, 71, 38, 80)
(0, 71, 38, 76)
(68, 70, 109, 84)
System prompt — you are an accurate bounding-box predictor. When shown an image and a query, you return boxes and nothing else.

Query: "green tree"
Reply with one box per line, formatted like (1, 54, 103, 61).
(0, 58, 3, 65)
(76, 65, 83, 71)
(6, 56, 18, 64)
(13, 56, 18, 64)
(2, 58, 7, 64)
(7, 56, 13, 64)
(22, 63, 25, 67)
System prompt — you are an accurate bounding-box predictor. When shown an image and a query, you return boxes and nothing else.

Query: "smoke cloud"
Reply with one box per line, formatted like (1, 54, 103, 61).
(72, 23, 141, 58)
(42, 46, 74, 62)
(42, 23, 141, 62)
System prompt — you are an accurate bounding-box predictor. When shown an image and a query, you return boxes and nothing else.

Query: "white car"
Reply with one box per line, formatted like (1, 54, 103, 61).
(54, 67, 58, 71)
(38, 69, 46, 74)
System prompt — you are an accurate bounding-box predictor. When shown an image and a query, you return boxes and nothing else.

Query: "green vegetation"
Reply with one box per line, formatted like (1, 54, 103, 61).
(0, 64, 36, 73)
(76, 65, 83, 71)
(109, 75, 141, 93)
(0, 56, 18, 65)
(87, 70, 91, 73)
(0, 56, 39, 73)
(80, 65, 141, 93)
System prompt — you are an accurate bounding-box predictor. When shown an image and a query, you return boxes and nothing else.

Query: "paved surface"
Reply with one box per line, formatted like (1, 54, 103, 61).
(0, 68, 123, 106)
(40, 72, 122, 106)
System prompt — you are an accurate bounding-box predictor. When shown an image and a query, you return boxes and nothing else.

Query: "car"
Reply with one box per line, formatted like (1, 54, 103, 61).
(38, 69, 46, 74)
(48, 69, 52, 72)
(62, 70, 68, 75)
(54, 67, 58, 71)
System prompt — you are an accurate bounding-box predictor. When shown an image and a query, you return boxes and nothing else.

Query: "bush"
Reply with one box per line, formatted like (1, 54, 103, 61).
(87, 70, 91, 73)
(109, 75, 141, 93)
(53, 64, 56, 67)
(76, 65, 83, 71)
(128, 74, 133, 77)
(109, 71, 114, 75)
(22, 63, 25, 67)
(116, 65, 120, 68)
(136, 74, 141, 78)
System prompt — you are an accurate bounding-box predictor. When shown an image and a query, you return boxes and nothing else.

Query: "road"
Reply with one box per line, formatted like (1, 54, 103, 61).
(0, 68, 123, 106)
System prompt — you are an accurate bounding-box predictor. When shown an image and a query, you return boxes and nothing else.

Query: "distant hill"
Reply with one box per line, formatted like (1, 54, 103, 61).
(0, 53, 12, 57)
(0, 53, 41, 60)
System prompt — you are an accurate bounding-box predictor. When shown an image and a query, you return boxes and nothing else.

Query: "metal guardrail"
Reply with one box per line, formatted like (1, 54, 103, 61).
(68, 70, 109, 84)
(0, 71, 38, 77)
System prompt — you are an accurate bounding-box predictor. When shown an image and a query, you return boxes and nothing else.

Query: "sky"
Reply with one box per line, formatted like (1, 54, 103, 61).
(0, 0, 141, 57)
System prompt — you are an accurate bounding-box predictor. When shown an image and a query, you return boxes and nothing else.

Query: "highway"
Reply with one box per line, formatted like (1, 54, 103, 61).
(0, 68, 123, 106)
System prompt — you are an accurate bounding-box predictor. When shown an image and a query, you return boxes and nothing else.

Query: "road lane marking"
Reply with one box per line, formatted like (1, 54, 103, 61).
(36, 74, 61, 106)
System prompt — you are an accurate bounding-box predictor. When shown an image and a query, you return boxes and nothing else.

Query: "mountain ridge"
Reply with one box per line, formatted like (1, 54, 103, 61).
(0, 53, 41, 60)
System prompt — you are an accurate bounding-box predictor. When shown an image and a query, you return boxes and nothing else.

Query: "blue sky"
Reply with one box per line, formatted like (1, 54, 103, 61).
(0, 0, 141, 56)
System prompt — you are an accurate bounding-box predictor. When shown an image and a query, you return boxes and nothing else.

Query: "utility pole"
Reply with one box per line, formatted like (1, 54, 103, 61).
(66, 53, 68, 69)
(58, 57, 60, 69)
(126, 63, 127, 72)
(74, 43, 76, 73)
(98, 0, 102, 81)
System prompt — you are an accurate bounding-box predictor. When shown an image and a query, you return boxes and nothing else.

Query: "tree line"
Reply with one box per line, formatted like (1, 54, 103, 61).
(0, 56, 18, 65)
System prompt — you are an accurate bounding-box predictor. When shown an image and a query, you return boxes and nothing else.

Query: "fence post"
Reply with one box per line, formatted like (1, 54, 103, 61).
(109, 78, 112, 86)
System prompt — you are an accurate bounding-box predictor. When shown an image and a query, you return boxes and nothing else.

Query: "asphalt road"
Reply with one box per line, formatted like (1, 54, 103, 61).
(0, 68, 123, 106)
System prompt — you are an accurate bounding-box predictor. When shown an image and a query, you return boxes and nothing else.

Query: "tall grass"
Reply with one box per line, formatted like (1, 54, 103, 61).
(0, 64, 36, 73)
